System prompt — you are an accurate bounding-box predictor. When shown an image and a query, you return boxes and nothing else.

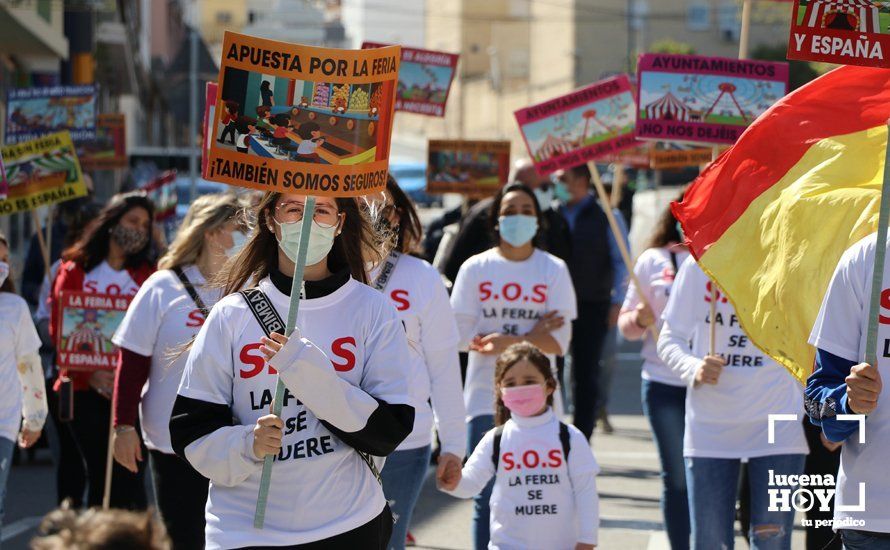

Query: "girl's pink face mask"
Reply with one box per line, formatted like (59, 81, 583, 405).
(501, 384, 547, 417)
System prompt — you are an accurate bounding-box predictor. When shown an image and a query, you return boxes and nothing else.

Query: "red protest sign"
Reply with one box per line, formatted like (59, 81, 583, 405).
(202, 82, 218, 179)
(514, 75, 638, 177)
(56, 291, 131, 372)
(363, 42, 458, 117)
(786, 0, 890, 67)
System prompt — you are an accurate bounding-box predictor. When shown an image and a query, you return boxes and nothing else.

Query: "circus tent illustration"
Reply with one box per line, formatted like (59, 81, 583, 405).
(63, 311, 112, 354)
(644, 92, 690, 122)
(535, 134, 574, 160)
(802, 0, 880, 33)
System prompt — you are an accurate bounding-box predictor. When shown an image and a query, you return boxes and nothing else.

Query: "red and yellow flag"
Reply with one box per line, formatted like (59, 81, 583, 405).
(673, 66, 890, 385)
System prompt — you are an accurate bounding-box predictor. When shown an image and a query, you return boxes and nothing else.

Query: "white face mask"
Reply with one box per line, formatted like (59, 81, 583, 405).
(0, 261, 8, 288)
(273, 219, 338, 266)
(225, 231, 248, 258)
(534, 187, 554, 210)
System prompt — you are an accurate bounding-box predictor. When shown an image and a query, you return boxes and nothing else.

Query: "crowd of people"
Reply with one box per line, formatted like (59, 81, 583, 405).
(0, 154, 880, 550)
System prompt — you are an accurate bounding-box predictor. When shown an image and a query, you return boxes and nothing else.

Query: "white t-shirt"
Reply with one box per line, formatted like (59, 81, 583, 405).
(809, 233, 890, 533)
(446, 408, 600, 549)
(83, 261, 140, 297)
(178, 276, 412, 549)
(0, 293, 42, 442)
(370, 254, 466, 455)
(451, 249, 577, 420)
(622, 247, 689, 386)
(113, 265, 221, 453)
(659, 256, 808, 458)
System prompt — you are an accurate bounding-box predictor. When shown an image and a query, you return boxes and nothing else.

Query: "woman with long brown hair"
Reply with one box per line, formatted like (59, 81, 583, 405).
(48, 191, 156, 509)
(0, 232, 47, 531)
(169, 192, 414, 548)
(112, 193, 248, 549)
(369, 177, 466, 550)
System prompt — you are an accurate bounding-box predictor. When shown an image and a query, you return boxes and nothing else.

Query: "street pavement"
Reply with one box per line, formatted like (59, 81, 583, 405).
(2, 343, 808, 549)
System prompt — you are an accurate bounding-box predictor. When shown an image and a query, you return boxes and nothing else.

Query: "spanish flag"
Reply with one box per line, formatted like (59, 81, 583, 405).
(673, 66, 890, 385)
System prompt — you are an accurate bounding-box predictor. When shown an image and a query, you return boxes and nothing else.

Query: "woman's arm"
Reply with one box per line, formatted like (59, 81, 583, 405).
(17, 352, 47, 433)
(113, 348, 151, 427)
(265, 316, 414, 457)
(426, 346, 467, 458)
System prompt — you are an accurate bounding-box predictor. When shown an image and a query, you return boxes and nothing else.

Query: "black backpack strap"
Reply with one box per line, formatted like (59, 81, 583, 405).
(238, 287, 383, 483)
(558, 422, 571, 464)
(372, 251, 402, 291)
(490, 425, 505, 469)
(173, 266, 209, 316)
(669, 250, 679, 273)
(238, 288, 286, 336)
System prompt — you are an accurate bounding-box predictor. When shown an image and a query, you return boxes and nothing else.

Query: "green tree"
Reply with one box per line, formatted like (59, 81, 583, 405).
(649, 38, 697, 55)
(751, 43, 830, 90)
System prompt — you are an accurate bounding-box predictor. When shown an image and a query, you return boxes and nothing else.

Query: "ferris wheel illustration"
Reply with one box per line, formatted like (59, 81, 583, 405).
(703, 82, 749, 122)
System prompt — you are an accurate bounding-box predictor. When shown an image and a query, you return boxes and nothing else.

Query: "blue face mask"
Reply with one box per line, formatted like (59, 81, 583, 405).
(552, 179, 571, 203)
(676, 221, 685, 241)
(498, 214, 538, 247)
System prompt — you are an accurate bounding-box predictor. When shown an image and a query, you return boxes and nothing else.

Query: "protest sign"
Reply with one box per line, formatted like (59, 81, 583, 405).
(786, 0, 890, 67)
(143, 170, 178, 221)
(636, 54, 788, 145)
(5, 85, 97, 144)
(78, 114, 127, 170)
(56, 291, 131, 372)
(0, 131, 87, 216)
(427, 139, 510, 196)
(202, 82, 218, 178)
(205, 32, 400, 197)
(650, 146, 717, 169)
(601, 143, 651, 169)
(514, 75, 638, 176)
(362, 42, 458, 117)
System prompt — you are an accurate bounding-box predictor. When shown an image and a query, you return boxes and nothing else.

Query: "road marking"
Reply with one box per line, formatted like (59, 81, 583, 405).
(2, 516, 42, 542)
(646, 531, 671, 550)
(595, 451, 659, 460)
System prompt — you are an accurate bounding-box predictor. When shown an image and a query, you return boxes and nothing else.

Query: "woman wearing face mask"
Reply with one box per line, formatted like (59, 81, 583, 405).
(438, 342, 599, 550)
(618, 197, 691, 550)
(111, 193, 248, 549)
(369, 177, 467, 550)
(450, 182, 577, 550)
(0, 232, 48, 531)
(48, 191, 156, 509)
(169, 192, 414, 549)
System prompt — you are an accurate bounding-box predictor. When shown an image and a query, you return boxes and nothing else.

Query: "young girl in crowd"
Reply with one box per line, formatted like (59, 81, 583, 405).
(0, 232, 47, 530)
(112, 194, 248, 549)
(450, 182, 577, 550)
(371, 177, 466, 550)
(618, 198, 690, 550)
(439, 342, 599, 550)
(49, 191, 156, 509)
(169, 192, 414, 548)
(657, 255, 807, 550)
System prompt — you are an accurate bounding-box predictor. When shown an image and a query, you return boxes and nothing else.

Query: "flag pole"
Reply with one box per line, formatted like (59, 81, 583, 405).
(30, 210, 50, 276)
(102, 409, 114, 509)
(739, 0, 752, 60)
(864, 123, 890, 367)
(587, 161, 658, 340)
(254, 195, 316, 529)
(708, 146, 720, 355)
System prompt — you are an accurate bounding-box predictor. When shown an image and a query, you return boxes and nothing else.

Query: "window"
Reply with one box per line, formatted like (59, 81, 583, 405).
(718, 1, 740, 42)
(687, 2, 710, 31)
(216, 11, 232, 25)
